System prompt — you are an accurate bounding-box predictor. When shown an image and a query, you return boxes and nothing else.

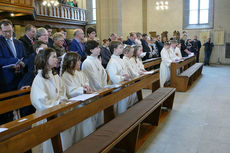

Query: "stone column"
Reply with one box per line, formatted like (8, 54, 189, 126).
(96, 0, 122, 43)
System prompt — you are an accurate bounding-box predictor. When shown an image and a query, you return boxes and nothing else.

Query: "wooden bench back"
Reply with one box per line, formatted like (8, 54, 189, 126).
(0, 72, 160, 153)
(0, 88, 31, 115)
(170, 56, 196, 87)
(143, 58, 161, 69)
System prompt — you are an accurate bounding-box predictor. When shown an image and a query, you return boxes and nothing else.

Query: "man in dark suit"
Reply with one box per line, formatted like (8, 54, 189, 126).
(69, 29, 87, 62)
(44, 25, 54, 47)
(124, 32, 136, 46)
(19, 24, 36, 56)
(141, 34, 152, 61)
(0, 19, 26, 125)
(155, 35, 164, 57)
(193, 35, 202, 62)
(100, 39, 111, 68)
(0, 19, 26, 92)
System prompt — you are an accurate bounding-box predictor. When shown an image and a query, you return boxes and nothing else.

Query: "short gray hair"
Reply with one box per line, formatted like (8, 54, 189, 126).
(36, 28, 47, 39)
(73, 29, 83, 36)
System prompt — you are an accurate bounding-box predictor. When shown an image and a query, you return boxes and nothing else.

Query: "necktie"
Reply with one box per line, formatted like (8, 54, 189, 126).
(7, 39, 17, 57)
(30, 39, 34, 45)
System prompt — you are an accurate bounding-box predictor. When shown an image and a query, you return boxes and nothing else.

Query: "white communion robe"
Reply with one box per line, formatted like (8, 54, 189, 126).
(175, 47, 182, 59)
(106, 55, 130, 115)
(170, 47, 181, 61)
(82, 55, 107, 127)
(123, 56, 138, 107)
(130, 57, 145, 74)
(61, 70, 95, 143)
(30, 70, 70, 153)
(160, 48, 173, 87)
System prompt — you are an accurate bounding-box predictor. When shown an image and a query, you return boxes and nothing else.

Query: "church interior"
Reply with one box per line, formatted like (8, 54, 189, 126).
(0, 0, 230, 153)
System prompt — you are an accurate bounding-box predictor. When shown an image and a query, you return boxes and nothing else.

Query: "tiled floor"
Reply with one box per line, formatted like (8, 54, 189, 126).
(137, 65, 230, 153)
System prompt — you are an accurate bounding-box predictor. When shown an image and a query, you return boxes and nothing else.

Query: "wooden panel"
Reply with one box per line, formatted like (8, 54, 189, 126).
(0, 73, 159, 153)
(0, 94, 31, 114)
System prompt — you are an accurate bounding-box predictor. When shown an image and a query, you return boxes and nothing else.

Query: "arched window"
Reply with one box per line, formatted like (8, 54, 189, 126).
(184, 0, 214, 29)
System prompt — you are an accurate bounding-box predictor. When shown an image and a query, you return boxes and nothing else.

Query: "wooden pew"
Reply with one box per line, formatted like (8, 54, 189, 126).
(0, 71, 160, 153)
(64, 88, 175, 153)
(170, 55, 203, 92)
(143, 57, 161, 90)
(143, 57, 161, 69)
(0, 88, 31, 116)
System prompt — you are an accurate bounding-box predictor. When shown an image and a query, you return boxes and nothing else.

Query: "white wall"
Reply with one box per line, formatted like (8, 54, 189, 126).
(121, 0, 143, 39)
(145, 0, 230, 64)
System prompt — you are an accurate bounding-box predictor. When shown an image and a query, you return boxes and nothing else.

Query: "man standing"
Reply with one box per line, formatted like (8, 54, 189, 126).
(19, 24, 36, 56)
(155, 35, 164, 57)
(0, 19, 26, 125)
(193, 35, 201, 62)
(69, 29, 86, 62)
(203, 38, 214, 66)
(44, 25, 53, 47)
(0, 19, 26, 92)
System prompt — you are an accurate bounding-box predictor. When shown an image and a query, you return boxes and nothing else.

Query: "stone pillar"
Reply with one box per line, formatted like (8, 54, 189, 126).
(96, 0, 122, 43)
(142, 0, 147, 34)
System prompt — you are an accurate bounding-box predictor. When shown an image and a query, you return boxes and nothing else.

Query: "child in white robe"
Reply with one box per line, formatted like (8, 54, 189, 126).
(82, 40, 107, 128)
(130, 45, 147, 75)
(160, 42, 174, 87)
(122, 45, 138, 107)
(61, 52, 95, 143)
(170, 40, 182, 61)
(107, 41, 130, 115)
(30, 48, 68, 153)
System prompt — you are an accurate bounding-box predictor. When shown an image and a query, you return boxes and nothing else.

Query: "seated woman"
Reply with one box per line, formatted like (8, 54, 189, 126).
(130, 45, 147, 75)
(30, 48, 69, 153)
(123, 45, 139, 78)
(122, 45, 138, 107)
(61, 52, 95, 143)
(160, 42, 174, 87)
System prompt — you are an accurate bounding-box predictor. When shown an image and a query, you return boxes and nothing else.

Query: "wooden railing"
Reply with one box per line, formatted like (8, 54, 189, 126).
(35, 1, 87, 24)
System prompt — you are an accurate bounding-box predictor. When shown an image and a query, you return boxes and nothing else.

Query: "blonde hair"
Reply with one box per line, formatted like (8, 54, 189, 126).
(53, 32, 64, 41)
(123, 45, 132, 54)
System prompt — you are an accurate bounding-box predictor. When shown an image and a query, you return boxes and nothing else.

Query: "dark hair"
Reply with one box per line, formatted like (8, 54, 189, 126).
(103, 39, 108, 44)
(33, 40, 46, 51)
(85, 40, 99, 55)
(25, 24, 35, 32)
(87, 27, 96, 36)
(57, 28, 67, 32)
(109, 41, 122, 53)
(142, 33, 148, 38)
(61, 52, 81, 76)
(44, 25, 52, 30)
(34, 48, 57, 79)
(0, 19, 12, 29)
(164, 41, 171, 46)
(136, 32, 142, 37)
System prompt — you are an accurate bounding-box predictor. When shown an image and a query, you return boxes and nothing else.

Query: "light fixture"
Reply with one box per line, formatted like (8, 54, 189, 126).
(10, 13, 14, 17)
(155, 0, 168, 11)
(42, 0, 59, 7)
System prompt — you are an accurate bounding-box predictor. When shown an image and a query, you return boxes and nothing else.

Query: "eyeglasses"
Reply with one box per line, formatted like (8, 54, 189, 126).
(2, 30, 12, 34)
